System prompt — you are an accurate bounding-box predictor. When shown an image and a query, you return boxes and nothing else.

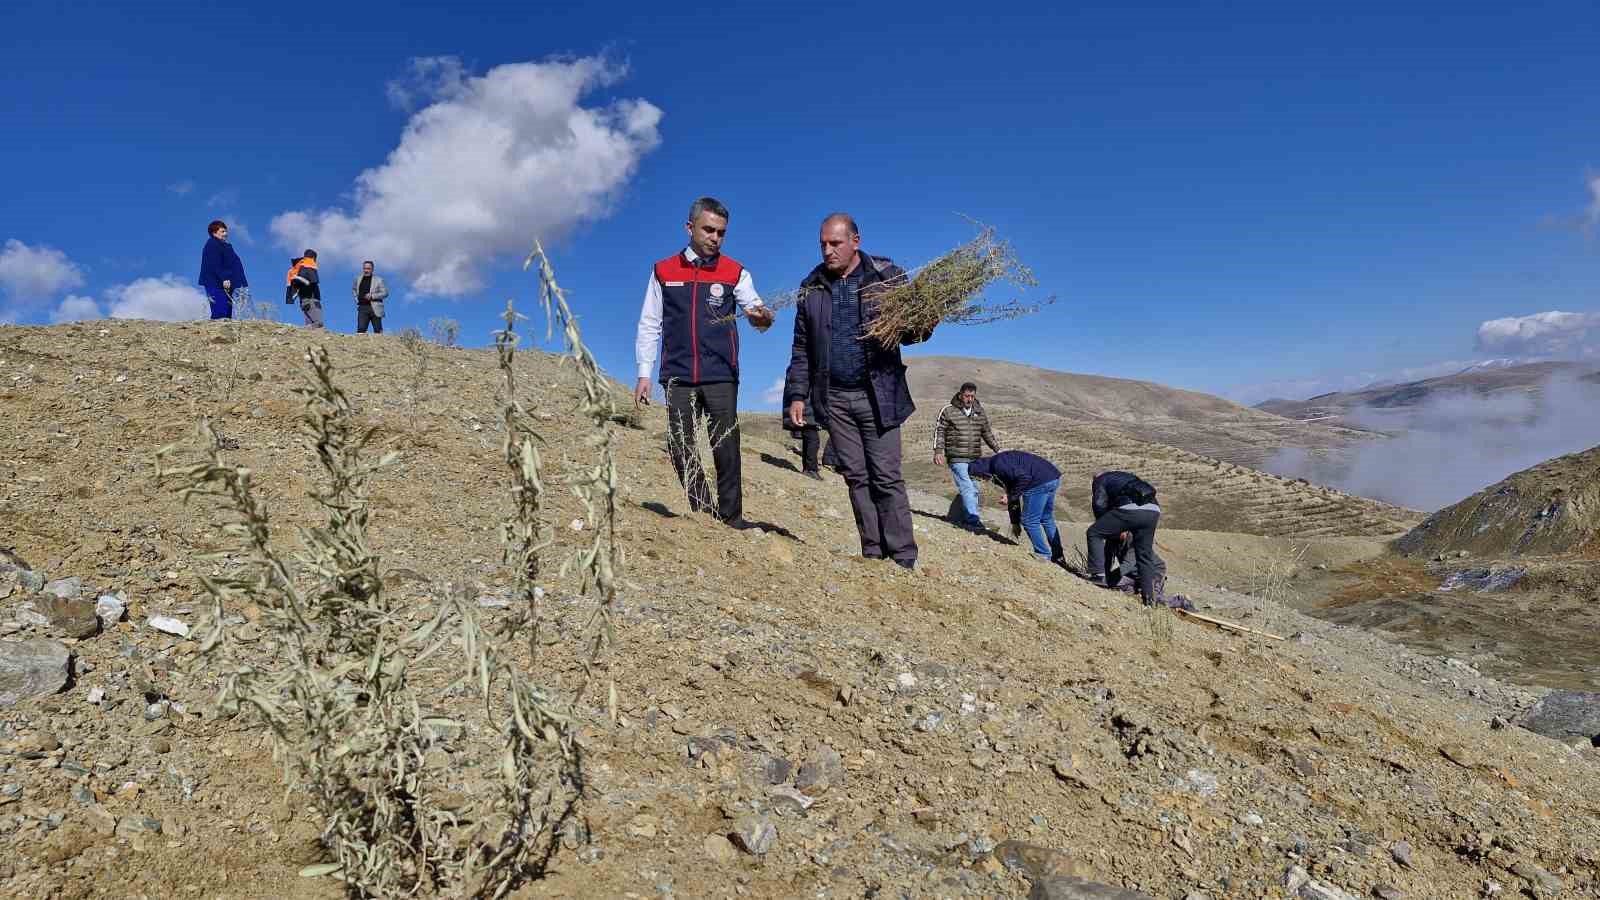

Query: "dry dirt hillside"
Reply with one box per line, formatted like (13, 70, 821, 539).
(2, 320, 1599, 900)
(905, 356, 1375, 470)
(1395, 446, 1600, 560)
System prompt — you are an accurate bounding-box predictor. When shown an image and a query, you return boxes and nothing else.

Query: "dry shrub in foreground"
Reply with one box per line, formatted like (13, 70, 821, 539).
(156, 244, 621, 897)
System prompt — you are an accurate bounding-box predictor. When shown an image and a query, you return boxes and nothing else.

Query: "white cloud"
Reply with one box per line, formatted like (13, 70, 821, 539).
(104, 275, 208, 321)
(50, 295, 103, 323)
(167, 180, 195, 196)
(761, 376, 786, 405)
(1475, 310, 1600, 358)
(0, 239, 86, 299)
(386, 55, 468, 110)
(271, 55, 662, 297)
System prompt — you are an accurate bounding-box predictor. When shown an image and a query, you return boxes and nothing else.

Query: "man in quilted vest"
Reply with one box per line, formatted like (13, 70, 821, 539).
(634, 197, 774, 525)
(933, 382, 1001, 531)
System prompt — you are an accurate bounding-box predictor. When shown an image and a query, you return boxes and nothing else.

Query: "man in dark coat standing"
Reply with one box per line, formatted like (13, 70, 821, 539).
(784, 213, 933, 569)
(198, 220, 247, 320)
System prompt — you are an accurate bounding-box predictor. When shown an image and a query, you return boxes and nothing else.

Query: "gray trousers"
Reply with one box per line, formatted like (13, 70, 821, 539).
(826, 388, 916, 565)
(300, 298, 325, 328)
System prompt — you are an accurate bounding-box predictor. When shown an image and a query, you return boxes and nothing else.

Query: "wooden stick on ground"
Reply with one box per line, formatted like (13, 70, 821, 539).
(1174, 608, 1285, 641)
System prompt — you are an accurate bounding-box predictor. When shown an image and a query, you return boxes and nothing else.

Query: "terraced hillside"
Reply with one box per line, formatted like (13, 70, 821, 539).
(898, 402, 1421, 537)
(905, 355, 1377, 470)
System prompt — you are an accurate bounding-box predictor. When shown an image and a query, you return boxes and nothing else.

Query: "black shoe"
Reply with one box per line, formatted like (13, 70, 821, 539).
(893, 559, 915, 571)
(803, 470, 822, 481)
(1086, 574, 1107, 587)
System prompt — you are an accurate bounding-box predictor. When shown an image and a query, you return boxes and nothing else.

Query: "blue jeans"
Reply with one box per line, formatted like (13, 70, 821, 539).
(1019, 478, 1062, 560)
(948, 462, 980, 524)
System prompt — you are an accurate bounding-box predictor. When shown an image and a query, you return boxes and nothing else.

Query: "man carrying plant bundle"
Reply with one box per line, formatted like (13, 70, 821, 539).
(934, 381, 1001, 531)
(634, 196, 775, 526)
(967, 450, 1063, 564)
(1086, 470, 1166, 604)
(784, 213, 934, 570)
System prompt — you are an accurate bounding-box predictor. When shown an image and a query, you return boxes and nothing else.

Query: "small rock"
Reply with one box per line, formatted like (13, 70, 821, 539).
(85, 805, 116, 836)
(626, 814, 658, 838)
(1517, 690, 1600, 745)
(1182, 769, 1219, 797)
(895, 672, 918, 692)
(1373, 886, 1403, 900)
(767, 785, 814, 812)
(0, 638, 72, 706)
(1300, 880, 1361, 900)
(1390, 840, 1413, 868)
(994, 841, 1091, 880)
(114, 815, 162, 838)
(763, 756, 794, 785)
(1283, 866, 1311, 893)
(146, 616, 190, 638)
(915, 711, 944, 733)
(39, 595, 100, 639)
(149, 737, 172, 755)
(94, 594, 126, 628)
(703, 833, 739, 864)
(42, 577, 82, 600)
(795, 747, 844, 795)
(1243, 812, 1265, 827)
(17, 570, 46, 594)
(21, 731, 60, 752)
(732, 815, 776, 856)
(1510, 861, 1562, 896)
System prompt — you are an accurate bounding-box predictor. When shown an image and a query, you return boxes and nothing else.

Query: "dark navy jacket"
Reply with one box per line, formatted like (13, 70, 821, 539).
(198, 237, 247, 291)
(967, 451, 1060, 494)
(655, 251, 745, 385)
(1091, 470, 1157, 517)
(782, 253, 933, 430)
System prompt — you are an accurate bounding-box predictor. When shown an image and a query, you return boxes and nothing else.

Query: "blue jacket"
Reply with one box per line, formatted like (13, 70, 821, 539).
(782, 253, 933, 430)
(198, 237, 247, 291)
(968, 451, 1060, 494)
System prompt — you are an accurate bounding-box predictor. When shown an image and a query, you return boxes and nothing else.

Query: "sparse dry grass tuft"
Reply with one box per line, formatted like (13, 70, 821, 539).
(153, 243, 624, 897)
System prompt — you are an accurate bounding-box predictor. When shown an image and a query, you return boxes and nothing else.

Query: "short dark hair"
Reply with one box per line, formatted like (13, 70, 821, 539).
(207, 220, 227, 236)
(821, 212, 859, 236)
(362, 260, 374, 267)
(303, 249, 318, 260)
(688, 196, 729, 223)
(960, 382, 978, 393)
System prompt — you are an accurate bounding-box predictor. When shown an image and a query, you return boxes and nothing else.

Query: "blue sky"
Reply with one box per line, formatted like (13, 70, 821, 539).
(4, 0, 1599, 406)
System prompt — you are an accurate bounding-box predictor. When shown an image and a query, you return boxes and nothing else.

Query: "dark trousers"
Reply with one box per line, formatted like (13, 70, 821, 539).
(799, 427, 820, 472)
(826, 388, 916, 565)
(665, 381, 742, 521)
(1086, 507, 1163, 602)
(356, 304, 383, 333)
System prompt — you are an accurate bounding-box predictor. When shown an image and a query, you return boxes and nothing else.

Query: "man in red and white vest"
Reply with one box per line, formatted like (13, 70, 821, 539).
(635, 196, 774, 525)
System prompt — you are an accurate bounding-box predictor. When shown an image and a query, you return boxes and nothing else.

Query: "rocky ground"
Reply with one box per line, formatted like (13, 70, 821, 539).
(2, 319, 1599, 899)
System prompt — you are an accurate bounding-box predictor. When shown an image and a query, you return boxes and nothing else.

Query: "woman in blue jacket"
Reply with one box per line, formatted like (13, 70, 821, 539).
(197, 220, 248, 319)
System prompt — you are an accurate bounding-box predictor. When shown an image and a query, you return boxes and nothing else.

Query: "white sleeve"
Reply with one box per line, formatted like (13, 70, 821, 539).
(635, 273, 663, 380)
(734, 268, 763, 312)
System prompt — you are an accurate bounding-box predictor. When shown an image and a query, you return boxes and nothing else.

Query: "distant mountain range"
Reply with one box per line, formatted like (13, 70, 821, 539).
(1256, 361, 1600, 422)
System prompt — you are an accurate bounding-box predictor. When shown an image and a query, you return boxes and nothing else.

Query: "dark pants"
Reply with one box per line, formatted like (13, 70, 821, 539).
(205, 285, 233, 320)
(799, 427, 820, 472)
(665, 381, 742, 522)
(821, 436, 837, 469)
(826, 388, 916, 565)
(356, 304, 383, 333)
(1086, 507, 1163, 602)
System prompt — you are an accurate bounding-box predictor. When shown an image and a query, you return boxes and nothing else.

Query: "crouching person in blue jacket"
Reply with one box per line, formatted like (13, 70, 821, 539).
(967, 450, 1064, 564)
